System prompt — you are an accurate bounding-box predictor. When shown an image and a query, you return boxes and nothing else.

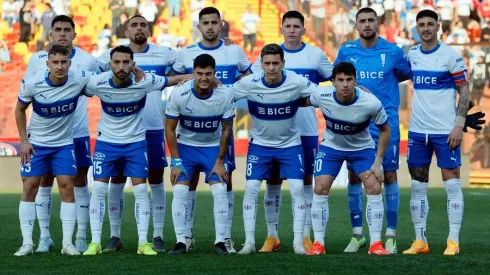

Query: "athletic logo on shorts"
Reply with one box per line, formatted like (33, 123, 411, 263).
(248, 155, 258, 163)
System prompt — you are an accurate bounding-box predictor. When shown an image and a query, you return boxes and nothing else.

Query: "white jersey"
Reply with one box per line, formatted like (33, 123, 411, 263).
(98, 43, 178, 130)
(171, 40, 252, 86)
(23, 46, 99, 139)
(252, 43, 333, 136)
(231, 70, 317, 148)
(85, 72, 168, 144)
(18, 69, 92, 147)
(165, 81, 235, 147)
(310, 86, 388, 151)
(408, 43, 468, 134)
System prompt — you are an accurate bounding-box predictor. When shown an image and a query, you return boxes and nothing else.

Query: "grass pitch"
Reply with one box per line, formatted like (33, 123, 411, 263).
(1, 188, 489, 274)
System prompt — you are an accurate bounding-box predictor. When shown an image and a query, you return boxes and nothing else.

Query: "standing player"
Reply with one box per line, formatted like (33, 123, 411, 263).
(251, 10, 333, 252)
(169, 7, 252, 253)
(232, 44, 317, 255)
(403, 10, 469, 256)
(97, 15, 178, 253)
(82, 46, 189, 256)
(334, 7, 412, 254)
(303, 62, 391, 256)
(165, 54, 235, 255)
(24, 15, 99, 253)
(14, 45, 92, 256)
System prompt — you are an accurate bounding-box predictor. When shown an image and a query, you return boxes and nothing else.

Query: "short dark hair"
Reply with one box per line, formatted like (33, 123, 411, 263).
(416, 9, 438, 22)
(260, 43, 284, 61)
(110, 45, 134, 60)
(128, 14, 148, 24)
(282, 10, 304, 25)
(356, 7, 377, 20)
(51, 15, 75, 30)
(193, 54, 216, 69)
(48, 45, 69, 56)
(332, 62, 356, 79)
(199, 7, 220, 20)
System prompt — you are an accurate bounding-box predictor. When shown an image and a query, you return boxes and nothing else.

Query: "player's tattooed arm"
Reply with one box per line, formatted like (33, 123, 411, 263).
(408, 167, 429, 183)
(210, 120, 233, 184)
(456, 82, 471, 118)
(448, 82, 470, 149)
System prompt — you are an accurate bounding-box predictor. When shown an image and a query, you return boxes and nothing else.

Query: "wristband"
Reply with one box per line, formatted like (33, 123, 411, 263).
(171, 158, 188, 175)
(455, 116, 466, 128)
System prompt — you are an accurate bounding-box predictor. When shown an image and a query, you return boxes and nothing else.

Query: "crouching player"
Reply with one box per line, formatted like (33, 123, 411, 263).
(304, 62, 391, 255)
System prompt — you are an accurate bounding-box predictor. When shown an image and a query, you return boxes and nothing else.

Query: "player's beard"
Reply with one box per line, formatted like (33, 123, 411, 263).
(115, 71, 130, 81)
(360, 31, 376, 41)
(203, 32, 219, 43)
(132, 33, 148, 45)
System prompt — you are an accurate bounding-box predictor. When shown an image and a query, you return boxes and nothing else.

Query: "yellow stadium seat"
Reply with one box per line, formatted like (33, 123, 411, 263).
(14, 42, 28, 55)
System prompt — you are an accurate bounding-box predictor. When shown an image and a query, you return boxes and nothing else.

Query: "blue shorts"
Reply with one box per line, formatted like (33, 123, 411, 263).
(176, 143, 225, 183)
(369, 130, 400, 172)
(20, 144, 77, 177)
(407, 131, 461, 169)
(146, 130, 168, 169)
(315, 145, 375, 177)
(74, 136, 92, 168)
(92, 140, 148, 178)
(226, 134, 236, 172)
(246, 143, 304, 181)
(269, 136, 318, 180)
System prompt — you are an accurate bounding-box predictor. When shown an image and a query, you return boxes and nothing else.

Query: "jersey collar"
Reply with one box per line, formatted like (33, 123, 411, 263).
(45, 73, 69, 87)
(261, 70, 287, 88)
(109, 74, 134, 88)
(333, 87, 359, 106)
(281, 42, 306, 53)
(197, 40, 224, 51)
(419, 42, 441, 55)
(191, 81, 214, 100)
(69, 47, 76, 59)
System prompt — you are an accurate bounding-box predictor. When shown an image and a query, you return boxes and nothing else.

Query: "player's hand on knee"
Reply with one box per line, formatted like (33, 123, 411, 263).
(132, 65, 146, 82)
(170, 158, 188, 185)
(209, 161, 229, 184)
(447, 126, 464, 150)
(464, 111, 486, 132)
(20, 139, 36, 165)
(367, 156, 384, 183)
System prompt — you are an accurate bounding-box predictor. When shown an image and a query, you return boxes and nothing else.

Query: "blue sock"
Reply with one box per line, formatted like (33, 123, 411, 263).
(347, 183, 363, 231)
(384, 181, 400, 235)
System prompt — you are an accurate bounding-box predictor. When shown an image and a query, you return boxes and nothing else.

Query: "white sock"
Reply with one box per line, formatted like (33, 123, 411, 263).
(366, 194, 384, 245)
(89, 181, 108, 245)
(172, 185, 189, 244)
(304, 184, 314, 238)
(211, 184, 227, 244)
(288, 179, 306, 244)
(60, 202, 76, 246)
(410, 180, 429, 243)
(133, 184, 151, 246)
(311, 194, 329, 246)
(185, 190, 197, 238)
(150, 183, 166, 239)
(19, 201, 36, 245)
(243, 180, 261, 244)
(225, 190, 234, 239)
(264, 184, 281, 239)
(36, 186, 52, 238)
(108, 183, 125, 238)
(444, 179, 464, 243)
(74, 186, 90, 239)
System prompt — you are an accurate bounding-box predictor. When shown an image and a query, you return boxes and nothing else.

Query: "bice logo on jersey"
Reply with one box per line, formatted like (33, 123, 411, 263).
(358, 71, 384, 79)
(180, 114, 223, 133)
(326, 116, 370, 135)
(258, 106, 291, 116)
(413, 75, 437, 85)
(34, 97, 78, 118)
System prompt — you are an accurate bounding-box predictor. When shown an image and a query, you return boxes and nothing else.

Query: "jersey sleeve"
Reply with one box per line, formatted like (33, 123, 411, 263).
(170, 50, 186, 75)
(309, 87, 322, 108)
(251, 56, 262, 74)
(223, 92, 236, 121)
(371, 98, 388, 126)
(235, 46, 252, 73)
(448, 51, 469, 86)
(77, 70, 97, 89)
(96, 49, 111, 72)
(318, 51, 333, 81)
(298, 76, 318, 98)
(165, 89, 180, 119)
(230, 77, 249, 101)
(18, 80, 33, 105)
(84, 76, 98, 97)
(166, 47, 178, 67)
(394, 47, 412, 78)
(148, 73, 168, 92)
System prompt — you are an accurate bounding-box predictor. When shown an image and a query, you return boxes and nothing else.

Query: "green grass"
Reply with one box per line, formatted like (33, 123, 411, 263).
(1, 188, 490, 274)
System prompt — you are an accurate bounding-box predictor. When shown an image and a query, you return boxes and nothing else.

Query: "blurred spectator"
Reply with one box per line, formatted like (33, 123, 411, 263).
(138, 0, 158, 35)
(396, 30, 411, 53)
(481, 17, 490, 42)
(19, 0, 34, 43)
(383, 0, 394, 25)
(480, 0, 490, 19)
(437, 0, 454, 34)
(116, 13, 130, 45)
(394, 0, 407, 31)
(157, 23, 176, 48)
(98, 24, 112, 51)
(154, 0, 166, 19)
(50, 0, 70, 16)
(124, 0, 138, 17)
(468, 19, 482, 43)
(471, 55, 488, 106)
(190, 0, 205, 42)
(332, 6, 351, 47)
(448, 21, 471, 45)
(220, 12, 230, 39)
(0, 40, 11, 63)
(385, 16, 400, 44)
(2, 0, 20, 29)
(91, 44, 104, 57)
(311, 0, 325, 43)
(38, 3, 56, 42)
(302, 0, 310, 17)
(168, 0, 181, 22)
(110, 0, 126, 35)
(241, 5, 260, 55)
(458, 0, 473, 28)
(370, 0, 385, 23)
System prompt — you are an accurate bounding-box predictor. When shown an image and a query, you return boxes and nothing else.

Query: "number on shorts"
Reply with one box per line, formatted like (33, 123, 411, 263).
(246, 163, 253, 176)
(314, 159, 322, 173)
(21, 163, 31, 173)
(93, 161, 102, 175)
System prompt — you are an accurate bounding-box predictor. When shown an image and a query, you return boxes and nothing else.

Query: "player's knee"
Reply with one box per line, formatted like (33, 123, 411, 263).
(383, 171, 397, 184)
(22, 177, 41, 201)
(313, 183, 329, 196)
(363, 179, 382, 195)
(40, 173, 55, 187)
(348, 170, 361, 184)
(441, 168, 460, 181)
(409, 167, 429, 183)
